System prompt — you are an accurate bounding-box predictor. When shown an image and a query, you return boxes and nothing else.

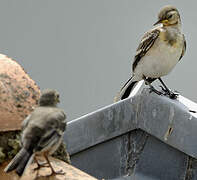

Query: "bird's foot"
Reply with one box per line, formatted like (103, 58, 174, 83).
(169, 91, 179, 99)
(36, 169, 65, 179)
(159, 86, 179, 99)
(189, 110, 197, 113)
(47, 169, 65, 176)
(33, 161, 49, 171)
(149, 86, 163, 95)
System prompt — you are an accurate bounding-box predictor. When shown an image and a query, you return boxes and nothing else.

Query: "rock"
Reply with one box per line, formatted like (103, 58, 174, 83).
(1, 157, 97, 180)
(0, 54, 40, 132)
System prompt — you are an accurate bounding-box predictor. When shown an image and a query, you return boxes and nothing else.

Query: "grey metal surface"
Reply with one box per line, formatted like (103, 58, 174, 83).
(137, 90, 197, 159)
(69, 129, 192, 180)
(70, 129, 149, 179)
(64, 88, 197, 158)
(71, 134, 128, 179)
(133, 135, 188, 180)
(63, 87, 197, 179)
(64, 98, 138, 154)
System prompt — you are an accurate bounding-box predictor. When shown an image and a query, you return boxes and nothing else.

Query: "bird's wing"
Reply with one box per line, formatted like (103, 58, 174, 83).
(35, 129, 61, 152)
(49, 110, 67, 131)
(132, 29, 160, 72)
(34, 110, 66, 152)
(21, 114, 32, 130)
(179, 34, 186, 61)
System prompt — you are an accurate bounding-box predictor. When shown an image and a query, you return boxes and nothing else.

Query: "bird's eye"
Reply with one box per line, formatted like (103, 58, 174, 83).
(168, 14, 173, 19)
(57, 94, 60, 98)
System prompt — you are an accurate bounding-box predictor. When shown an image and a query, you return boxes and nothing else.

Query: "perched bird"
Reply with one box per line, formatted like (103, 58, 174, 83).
(115, 5, 186, 101)
(4, 89, 67, 176)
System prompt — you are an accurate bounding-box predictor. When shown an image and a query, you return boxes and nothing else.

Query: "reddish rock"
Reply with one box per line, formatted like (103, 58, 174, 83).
(1, 157, 97, 180)
(0, 54, 40, 131)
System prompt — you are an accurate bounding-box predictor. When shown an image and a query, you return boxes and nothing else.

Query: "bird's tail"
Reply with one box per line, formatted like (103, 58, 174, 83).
(4, 148, 33, 176)
(114, 77, 138, 102)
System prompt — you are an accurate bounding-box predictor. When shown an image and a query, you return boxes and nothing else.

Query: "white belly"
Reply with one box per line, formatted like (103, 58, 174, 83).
(133, 38, 182, 80)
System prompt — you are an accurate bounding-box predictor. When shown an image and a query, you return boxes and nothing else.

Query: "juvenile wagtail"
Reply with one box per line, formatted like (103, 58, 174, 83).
(4, 89, 67, 176)
(115, 5, 186, 101)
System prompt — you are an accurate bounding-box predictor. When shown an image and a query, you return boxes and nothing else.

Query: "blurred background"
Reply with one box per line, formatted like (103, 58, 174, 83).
(0, 0, 195, 121)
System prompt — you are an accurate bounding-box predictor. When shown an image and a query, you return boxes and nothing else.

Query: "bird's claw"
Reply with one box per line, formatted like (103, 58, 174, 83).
(33, 162, 49, 171)
(36, 169, 65, 179)
(159, 85, 166, 92)
(48, 169, 65, 176)
(168, 92, 179, 99)
(149, 86, 163, 95)
(159, 86, 179, 99)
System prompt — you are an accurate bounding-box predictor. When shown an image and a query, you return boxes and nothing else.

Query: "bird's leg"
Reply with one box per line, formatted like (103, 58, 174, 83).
(158, 78, 179, 99)
(144, 79, 163, 95)
(44, 154, 65, 176)
(158, 77, 171, 93)
(33, 157, 49, 171)
(149, 84, 163, 95)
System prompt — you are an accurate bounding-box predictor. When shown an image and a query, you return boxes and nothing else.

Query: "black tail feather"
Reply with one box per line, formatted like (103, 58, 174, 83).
(16, 150, 32, 176)
(4, 148, 33, 176)
(114, 77, 138, 102)
(121, 81, 137, 100)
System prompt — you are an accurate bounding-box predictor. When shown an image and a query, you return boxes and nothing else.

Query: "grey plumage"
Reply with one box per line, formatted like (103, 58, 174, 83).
(4, 89, 66, 176)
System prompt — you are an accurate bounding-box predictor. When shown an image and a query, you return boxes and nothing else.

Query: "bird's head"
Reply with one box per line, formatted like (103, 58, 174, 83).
(39, 89, 60, 106)
(154, 5, 181, 26)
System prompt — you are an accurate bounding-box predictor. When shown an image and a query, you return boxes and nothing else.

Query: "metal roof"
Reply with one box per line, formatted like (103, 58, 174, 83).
(64, 82, 197, 179)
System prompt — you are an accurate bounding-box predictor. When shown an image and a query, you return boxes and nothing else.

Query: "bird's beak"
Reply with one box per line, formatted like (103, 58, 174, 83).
(154, 19, 168, 26)
(153, 19, 162, 26)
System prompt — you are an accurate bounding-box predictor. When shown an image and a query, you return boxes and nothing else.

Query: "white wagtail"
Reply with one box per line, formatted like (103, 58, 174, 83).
(4, 89, 66, 176)
(115, 5, 186, 101)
